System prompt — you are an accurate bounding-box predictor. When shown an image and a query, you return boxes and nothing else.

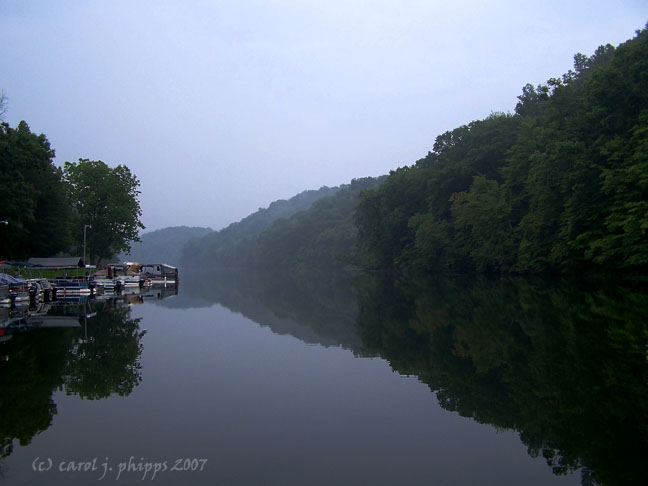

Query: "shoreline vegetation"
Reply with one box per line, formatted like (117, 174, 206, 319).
(353, 26, 648, 277)
(2, 27, 646, 278)
(1, 20, 646, 486)
(0, 148, 144, 265)
(179, 26, 648, 278)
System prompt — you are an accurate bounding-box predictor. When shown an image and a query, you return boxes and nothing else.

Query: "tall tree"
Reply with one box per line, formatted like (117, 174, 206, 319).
(63, 158, 144, 263)
(450, 175, 514, 272)
(0, 121, 71, 259)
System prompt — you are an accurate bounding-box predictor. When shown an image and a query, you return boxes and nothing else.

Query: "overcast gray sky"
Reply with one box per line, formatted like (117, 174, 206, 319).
(1, 1, 646, 232)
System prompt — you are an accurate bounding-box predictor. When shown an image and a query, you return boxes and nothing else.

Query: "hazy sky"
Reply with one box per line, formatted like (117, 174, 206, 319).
(1, 1, 646, 232)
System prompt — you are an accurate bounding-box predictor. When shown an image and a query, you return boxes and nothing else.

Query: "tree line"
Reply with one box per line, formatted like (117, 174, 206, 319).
(0, 120, 144, 263)
(181, 177, 384, 270)
(355, 27, 648, 275)
(181, 185, 342, 269)
(183, 27, 647, 277)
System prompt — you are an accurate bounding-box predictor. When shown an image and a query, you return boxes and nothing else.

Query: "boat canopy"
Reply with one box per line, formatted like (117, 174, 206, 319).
(28, 257, 85, 268)
(140, 263, 178, 277)
(0, 274, 26, 285)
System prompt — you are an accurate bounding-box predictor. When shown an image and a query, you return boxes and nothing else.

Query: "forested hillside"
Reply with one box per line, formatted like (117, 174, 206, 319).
(121, 226, 212, 265)
(182, 178, 383, 270)
(355, 27, 648, 275)
(183, 27, 646, 276)
(249, 177, 384, 269)
(181, 185, 340, 268)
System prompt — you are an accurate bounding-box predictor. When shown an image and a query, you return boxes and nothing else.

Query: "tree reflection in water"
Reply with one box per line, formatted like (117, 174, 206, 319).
(1, 272, 646, 486)
(183, 267, 647, 485)
(0, 297, 145, 458)
(356, 274, 648, 486)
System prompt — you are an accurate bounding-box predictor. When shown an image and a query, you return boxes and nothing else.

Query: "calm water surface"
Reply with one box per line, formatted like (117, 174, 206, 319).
(1, 271, 645, 485)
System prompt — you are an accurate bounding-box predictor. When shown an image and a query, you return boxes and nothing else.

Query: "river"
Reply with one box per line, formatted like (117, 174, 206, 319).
(1, 270, 645, 485)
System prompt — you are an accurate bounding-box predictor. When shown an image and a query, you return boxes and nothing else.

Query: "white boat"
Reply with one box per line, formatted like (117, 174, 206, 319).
(51, 278, 92, 295)
(115, 275, 141, 287)
(92, 277, 117, 291)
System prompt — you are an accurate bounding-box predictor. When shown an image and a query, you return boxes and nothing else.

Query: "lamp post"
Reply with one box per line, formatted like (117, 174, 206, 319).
(83, 224, 92, 266)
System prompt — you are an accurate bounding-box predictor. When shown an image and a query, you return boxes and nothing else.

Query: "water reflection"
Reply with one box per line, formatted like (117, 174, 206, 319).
(185, 269, 647, 486)
(0, 290, 164, 459)
(181, 269, 362, 349)
(1, 271, 646, 485)
(359, 274, 648, 486)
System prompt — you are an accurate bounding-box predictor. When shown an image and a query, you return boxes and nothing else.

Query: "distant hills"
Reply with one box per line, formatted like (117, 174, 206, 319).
(126, 178, 385, 271)
(122, 185, 341, 267)
(181, 177, 384, 270)
(121, 226, 212, 265)
(132, 27, 648, 276)
(180, 185, 342, 268)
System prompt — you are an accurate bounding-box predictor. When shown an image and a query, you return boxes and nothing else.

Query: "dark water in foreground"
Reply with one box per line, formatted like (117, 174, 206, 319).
(0, 271, 646, 485)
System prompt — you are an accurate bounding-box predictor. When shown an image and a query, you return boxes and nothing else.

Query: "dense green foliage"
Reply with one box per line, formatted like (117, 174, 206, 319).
(250, 177, 384, 269)
(0, 121, 71, 259)
(182, 177, 383, 270)
(183, 28, 647, 276)
(0, 119, 144, 263)
(356, 28, 648, 275)
(63, 158, 145, 263)
(122, 225, 212, 265)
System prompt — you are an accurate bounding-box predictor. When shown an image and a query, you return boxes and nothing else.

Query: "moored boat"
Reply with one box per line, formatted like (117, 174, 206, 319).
(140, 263, 178, 285)
(51, 278, 93, 296)
(115, 274, 142, 287)
(26, 278, 54, 302)
(92, 277, 118, 292)
(0, 274, 31, 306)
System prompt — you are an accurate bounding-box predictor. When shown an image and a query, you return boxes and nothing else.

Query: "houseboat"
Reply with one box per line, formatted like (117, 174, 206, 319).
(90, 263, 141, 290)
(140, 263, 178, 285)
